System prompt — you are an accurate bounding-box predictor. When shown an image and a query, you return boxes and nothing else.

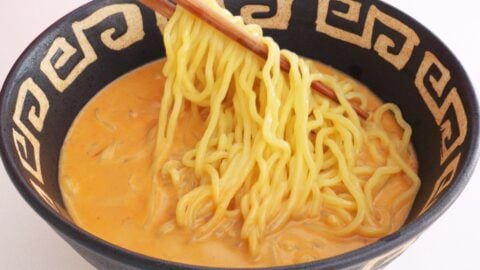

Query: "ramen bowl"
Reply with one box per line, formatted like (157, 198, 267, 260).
(1, 0, 478, 269)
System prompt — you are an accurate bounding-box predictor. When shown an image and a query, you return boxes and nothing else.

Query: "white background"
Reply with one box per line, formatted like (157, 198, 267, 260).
(0, 1, 479, 269)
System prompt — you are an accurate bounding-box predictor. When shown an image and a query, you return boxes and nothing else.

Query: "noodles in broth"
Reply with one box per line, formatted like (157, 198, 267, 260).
(145, 0, 421, 257)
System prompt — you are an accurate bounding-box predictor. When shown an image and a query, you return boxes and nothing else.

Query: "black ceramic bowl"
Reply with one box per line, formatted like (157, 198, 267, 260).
(1, 0, 478, 269)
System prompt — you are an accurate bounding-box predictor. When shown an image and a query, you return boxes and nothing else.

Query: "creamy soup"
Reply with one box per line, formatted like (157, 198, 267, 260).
(60, 59, 417, 267)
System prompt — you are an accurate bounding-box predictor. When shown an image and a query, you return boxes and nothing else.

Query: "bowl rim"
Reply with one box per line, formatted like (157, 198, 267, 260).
(1, 0, 479, 269)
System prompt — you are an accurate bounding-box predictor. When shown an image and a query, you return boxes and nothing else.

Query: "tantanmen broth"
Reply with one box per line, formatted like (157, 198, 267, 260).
(59, 59, 417, 267)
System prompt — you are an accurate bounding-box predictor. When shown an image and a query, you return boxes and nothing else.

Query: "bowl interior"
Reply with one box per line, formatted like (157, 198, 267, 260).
(1, 0, 478, 269)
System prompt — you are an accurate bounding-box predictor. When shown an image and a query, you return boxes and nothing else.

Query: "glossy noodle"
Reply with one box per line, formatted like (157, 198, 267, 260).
(144, 0, 421, 258)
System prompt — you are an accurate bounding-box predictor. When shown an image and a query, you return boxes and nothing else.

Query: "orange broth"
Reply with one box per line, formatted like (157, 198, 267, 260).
(59, 59, 417, 267)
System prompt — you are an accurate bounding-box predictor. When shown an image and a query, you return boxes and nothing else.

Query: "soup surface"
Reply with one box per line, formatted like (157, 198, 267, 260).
(60, 59, 417, 267)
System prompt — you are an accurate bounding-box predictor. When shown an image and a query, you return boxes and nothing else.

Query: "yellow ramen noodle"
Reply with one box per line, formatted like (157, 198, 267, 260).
(60, 60, 418, 267)
(60, 0, 420, 267)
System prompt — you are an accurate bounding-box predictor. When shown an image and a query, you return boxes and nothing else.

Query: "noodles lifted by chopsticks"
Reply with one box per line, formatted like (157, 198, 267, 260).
(146, 0, 420, 256)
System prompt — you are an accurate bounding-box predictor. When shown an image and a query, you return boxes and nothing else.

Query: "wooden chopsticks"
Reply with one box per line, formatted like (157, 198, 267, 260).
(139, 0, 369, 119)
(140, 0, 175, 17)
